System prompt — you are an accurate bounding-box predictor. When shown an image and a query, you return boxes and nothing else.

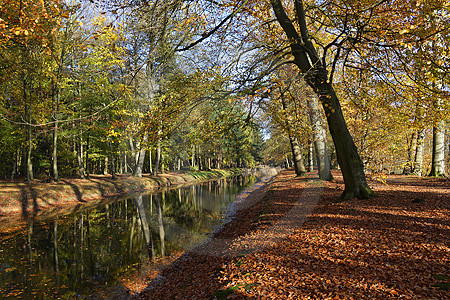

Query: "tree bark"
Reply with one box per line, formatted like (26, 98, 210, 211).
(403, 131, 417, 175)
(191, 144, 195, 170)
(85, 134, 90, 179)
(271, 0, 373, 199)
(76, 134, 85, 179)
(11, 149, 18, 181)
(280, 92, 306, 176)
(52, 88, 59, 181)
(429, 120, 446, 177)
(109, 141, 117, 180)
(24, 86, 33, 182)
(308, 141, 314, 172)
(133, 134, 147, 177)
(154, 138, 161, 176)
(129, 137, 138, 171)
(307, 95, 333, 181)
(289, 136, 306, 175)
(149, 149, 153, 174)
(412, 129, 425, 176)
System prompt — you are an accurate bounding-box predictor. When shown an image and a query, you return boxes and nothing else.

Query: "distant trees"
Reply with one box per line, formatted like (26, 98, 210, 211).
(0, 0, 448, 187)
(0, 1, 264, 181)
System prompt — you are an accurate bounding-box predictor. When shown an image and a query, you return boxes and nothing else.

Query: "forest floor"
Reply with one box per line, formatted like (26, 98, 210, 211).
(131, 169, 449, 300)
(0, 169, 242, 230)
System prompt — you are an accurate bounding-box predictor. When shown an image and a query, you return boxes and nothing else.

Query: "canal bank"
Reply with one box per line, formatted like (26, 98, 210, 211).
(0, 169, 243, 227)
(0, 173, 266, 299)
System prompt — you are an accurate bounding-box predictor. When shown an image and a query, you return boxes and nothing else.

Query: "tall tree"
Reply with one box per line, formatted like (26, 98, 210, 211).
(269, 0, 374, 199)
(279, 90, 306, 176)
(429, 120, 446, 177)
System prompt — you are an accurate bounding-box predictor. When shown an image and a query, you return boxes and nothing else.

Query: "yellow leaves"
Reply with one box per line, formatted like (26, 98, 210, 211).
(0, 18, 6, 30)
(108, 129, 120, 138)
(399, 41, 413, 50)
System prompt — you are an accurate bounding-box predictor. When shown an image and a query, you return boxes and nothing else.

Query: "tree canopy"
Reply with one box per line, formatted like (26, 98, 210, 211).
(0, 0, 448, 186)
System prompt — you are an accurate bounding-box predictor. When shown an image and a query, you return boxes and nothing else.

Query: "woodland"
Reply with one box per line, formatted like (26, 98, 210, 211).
(0, 0, 449, 197)
(1, 1, 449, 299)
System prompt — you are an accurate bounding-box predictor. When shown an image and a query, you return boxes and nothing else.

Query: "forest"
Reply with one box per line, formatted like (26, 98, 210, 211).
(0, 0, 448, 193)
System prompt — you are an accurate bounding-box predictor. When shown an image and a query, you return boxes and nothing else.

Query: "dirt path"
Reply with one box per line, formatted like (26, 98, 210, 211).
(134, 170, 449, 299)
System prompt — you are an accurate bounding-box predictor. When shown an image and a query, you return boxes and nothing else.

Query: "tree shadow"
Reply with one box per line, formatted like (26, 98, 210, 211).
(377, 177, 450, 190)
(137, 171, 449, 299)
(20, 183, 39, 220)
(61, 180, 86, 203)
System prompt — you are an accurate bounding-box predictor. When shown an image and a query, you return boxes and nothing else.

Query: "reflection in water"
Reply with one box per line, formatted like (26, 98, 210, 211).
(0, 175, 257, 299)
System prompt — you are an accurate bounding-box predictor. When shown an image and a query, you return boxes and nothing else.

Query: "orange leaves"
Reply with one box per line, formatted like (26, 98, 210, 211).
(135, 169, 450, 299)
(0, 0, 63, 48)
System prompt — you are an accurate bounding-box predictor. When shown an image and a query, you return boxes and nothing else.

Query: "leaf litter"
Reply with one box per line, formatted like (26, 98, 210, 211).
(135, 170, 449, 299)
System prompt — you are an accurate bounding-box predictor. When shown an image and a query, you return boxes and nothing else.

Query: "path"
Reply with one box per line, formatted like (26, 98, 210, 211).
(133, 170, 449, 299)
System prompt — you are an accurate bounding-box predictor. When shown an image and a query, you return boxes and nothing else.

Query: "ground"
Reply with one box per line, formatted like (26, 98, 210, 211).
(132, 169, 449, 300)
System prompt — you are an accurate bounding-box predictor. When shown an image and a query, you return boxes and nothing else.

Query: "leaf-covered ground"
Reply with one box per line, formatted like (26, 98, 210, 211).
(135, 169, 449, 299)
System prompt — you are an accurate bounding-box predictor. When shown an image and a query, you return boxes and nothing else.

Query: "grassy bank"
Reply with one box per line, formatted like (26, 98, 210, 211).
(0, 169, 242, 224)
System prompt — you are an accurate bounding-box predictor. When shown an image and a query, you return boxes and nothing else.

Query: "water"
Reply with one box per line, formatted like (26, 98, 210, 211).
(0, 175, 258, 299)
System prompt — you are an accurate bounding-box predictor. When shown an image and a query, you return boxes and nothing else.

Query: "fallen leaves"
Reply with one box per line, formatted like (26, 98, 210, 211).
(136, 170, 449, 299)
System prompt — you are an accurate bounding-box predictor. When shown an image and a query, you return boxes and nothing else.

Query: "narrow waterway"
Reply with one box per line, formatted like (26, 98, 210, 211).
(0, 175, 258, 299)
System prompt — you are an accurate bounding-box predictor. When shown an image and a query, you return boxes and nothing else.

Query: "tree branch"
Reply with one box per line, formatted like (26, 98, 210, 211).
(176, 0, 250, 52)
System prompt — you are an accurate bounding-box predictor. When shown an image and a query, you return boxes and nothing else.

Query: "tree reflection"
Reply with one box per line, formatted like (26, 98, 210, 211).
(133, 195, 155, 260)
(0, 175, 257, 298)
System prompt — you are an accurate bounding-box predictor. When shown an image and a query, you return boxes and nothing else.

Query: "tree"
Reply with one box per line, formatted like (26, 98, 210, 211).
(269, 0, 374, 199)
(429, 120, 446, 177)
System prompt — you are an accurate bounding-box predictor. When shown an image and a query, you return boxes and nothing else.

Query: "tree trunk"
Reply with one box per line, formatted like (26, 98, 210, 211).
(412, 129, 425, 176)
(26, 119, 33, 181)
(280, 92, 306, 176)
(11, 149, 18, 181)
(24, 91, 33, 182)
(271, 0, 373, 199)
(133, 134, 147, 177)
(129, 137, 137, 171)
(124, 152, 128, 173)
(403, 131, 417, 175)
(191, 144, 195, 170)
(52, 109, 59, 181)
(308, 141, 314, 172)
(319, 86, 371, 198)
(149, 149, 153, 174)
(109, 141, 117, 180)
(85, 134, 90, 179)
(307, 95, 333, 180)
(429, 120, 446, 177)
(154, 139, 161, 176)
(119, 151, 123, 174)
(289, 136, 307, 175)
(76, 135, 85, 179)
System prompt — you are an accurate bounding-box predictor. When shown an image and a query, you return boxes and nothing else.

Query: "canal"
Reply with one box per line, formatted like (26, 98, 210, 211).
(0, 175, 259, 299)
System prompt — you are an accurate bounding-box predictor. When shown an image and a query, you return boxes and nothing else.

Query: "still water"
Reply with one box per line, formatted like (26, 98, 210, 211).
(0, 175, 258, 299)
